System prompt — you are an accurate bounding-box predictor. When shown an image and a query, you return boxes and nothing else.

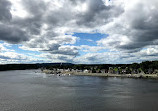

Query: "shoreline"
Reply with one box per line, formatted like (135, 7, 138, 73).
(72, 72, 158, 79)
(42, 70, 158, 79)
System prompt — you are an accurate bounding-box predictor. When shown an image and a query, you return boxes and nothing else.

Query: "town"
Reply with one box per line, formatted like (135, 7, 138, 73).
(42, 61, 158, 75)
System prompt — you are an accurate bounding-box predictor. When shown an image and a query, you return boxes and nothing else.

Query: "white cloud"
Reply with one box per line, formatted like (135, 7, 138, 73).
(98, 0, 158, 51)
(0, 0, 158, 64)
(80, 45, 105, 52)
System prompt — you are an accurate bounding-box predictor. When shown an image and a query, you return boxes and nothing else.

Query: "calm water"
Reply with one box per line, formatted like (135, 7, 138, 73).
(0, 70, 158, 111)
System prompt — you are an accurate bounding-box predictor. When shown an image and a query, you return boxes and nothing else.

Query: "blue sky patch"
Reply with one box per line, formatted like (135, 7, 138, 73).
(73, 33, 108, 46)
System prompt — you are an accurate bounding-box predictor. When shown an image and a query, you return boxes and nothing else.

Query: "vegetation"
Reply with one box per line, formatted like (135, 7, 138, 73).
(1, 61, 158, 74)
(44, 60, 158, 74)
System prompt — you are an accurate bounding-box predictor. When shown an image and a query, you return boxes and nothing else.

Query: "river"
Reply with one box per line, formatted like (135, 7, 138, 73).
(0, 70, 158, 111)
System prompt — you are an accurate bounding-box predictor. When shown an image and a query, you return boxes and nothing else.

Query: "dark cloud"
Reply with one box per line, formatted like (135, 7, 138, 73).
(0, 24, 28, 43)
(22, 0, 46, 16)
(50, 50, 78, 56)
(126, 5, 158, 50)
(0, 0, 12, 22)
(42, 44, 60, 51)
(76, 0, 124, 27)
(12, 17, 42, 35)
(0, 0, 30, 44)
(48, 46, 79, 56)
(45, 9, 74, 26)
(18, 0, 46, 35)
(57, 55, 74, 63)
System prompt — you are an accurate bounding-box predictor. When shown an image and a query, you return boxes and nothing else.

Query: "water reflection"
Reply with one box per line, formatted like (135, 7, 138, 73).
(0, 70, 158, 111)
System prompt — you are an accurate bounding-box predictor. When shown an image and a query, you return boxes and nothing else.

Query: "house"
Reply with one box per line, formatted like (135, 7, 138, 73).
(153, 69, 158, 74)
(114, 70, 120, 74)
(108, 67, 114, 74)
(131, 69, 138, 74)
(75, 69, 83, 72)
(83, 69, 89, 73)
(101, 69, 108, 73)
(147, 68, 154, 74)
(122, 69, 127, 74)
(96, 70, 101, 73)
(64, 69, 70, 72)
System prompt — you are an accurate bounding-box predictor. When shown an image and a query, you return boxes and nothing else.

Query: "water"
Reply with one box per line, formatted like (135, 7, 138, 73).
(0, 70, 158, 111)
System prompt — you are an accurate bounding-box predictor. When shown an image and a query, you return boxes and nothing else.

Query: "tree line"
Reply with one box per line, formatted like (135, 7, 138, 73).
(0, 61, 158, 74)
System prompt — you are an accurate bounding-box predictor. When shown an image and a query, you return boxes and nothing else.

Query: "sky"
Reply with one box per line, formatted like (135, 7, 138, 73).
(0, 0, 158, 64)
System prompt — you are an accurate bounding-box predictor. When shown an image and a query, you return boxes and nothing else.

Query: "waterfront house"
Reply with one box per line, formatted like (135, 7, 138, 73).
(122, 69, 127, 74)
(108, 67, 114, 74)
(75, 69, 83, 73)
(153, 69, 158, 74)
(83, 69, 89, 73)
(147, 68, 154, 74)
(131, 69, 138, 74)
(101, 69, 108, 73)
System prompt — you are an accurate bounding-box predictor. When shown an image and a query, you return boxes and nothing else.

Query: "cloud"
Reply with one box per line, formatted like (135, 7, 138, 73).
(74, 52, 122, 64)
(0, 46, 45, 64)
(0, 0, 12, 22)
(0, 0, 30, 44)
(0, 44, 8, 52)
(0, 51, 28, 63)
(7, 0, 123, 44)
(0, 24, 29, 43)
(75, 0, 124, 27)
(0, 0, 158, 64)
(37, 53, 76, 63)
(80, 45, 105, 52)
(74, 47, 158, 64)
(49, 45, 79, 56)
(98, 0, 158, 52)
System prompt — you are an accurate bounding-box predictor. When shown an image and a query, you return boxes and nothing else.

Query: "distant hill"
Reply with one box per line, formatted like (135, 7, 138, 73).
(0, 63, 73, 71)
